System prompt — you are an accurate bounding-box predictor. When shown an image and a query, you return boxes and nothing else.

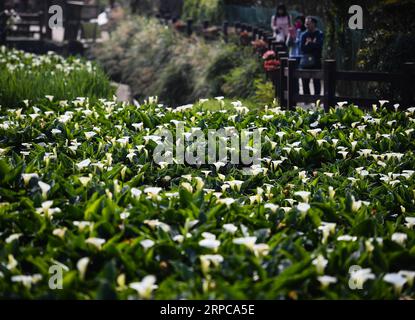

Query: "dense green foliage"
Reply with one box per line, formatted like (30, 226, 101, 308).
(1, 91, 415, 298)
(183, 0, 225, 23)
(0, 48, 114, 108)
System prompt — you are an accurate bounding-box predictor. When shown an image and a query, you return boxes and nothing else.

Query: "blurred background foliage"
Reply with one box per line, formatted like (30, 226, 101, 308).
(91, 16, 268, 106)
(91, 0, 414, 105)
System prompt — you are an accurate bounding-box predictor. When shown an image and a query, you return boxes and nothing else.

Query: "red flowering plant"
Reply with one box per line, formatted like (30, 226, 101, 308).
(262, 50, 280, 72)
(264, 59, 280, 72)
(262, 50, 280, 83)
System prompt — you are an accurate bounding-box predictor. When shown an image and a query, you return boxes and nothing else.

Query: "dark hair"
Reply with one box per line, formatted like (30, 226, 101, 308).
(276, 4, 288, 17)
(295, 15, 305, 24)
(306, 16, 318, 25)
(295, 15, 306, 31)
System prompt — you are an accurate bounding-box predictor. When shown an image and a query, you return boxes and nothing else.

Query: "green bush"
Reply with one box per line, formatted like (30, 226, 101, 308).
(221, 58, 262, 99)
(0, 47, 114, 109)
(92, 16, 267, 107)
(183, 0, 225, 23)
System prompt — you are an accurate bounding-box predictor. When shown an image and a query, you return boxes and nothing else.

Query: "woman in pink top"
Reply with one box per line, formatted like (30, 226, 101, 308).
(271, 4, 291, 42)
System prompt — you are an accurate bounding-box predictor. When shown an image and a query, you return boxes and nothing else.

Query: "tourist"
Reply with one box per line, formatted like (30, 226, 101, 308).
(299, 16, 324, 95)
(271, 3, 291, 43)
(287, 15, 306, 59)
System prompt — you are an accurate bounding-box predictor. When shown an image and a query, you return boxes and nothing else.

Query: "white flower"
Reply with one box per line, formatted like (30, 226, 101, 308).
(202, 232, 216, 239)
(405, 217, 415, 229)
(312, 255, 328, 274)
(5, 233, 22, 243)
(233, 236, 257, 250)
(11, 274, 42, 288)
(264, 203, 279, 213)
(181, 182, 193, 193)
(73, 221, 93, 231)
(253, 243, 270, 257)
(52, 227, 67, 239)
(338, 151, 348, 159)
(76, 159, 91, 170)
(297, 202, 310, 214)
(84, 131, 97, 140)
(318, 275, 337, 289)
(328, 186, 335, 199)
(144, 219, 171, 232)
(6, 254, 18, 270)
(131, 188, 142, 198)
(350, 268, 375, 289)
(38, 181, 51, 199)
(223, 223, 238, 234)
(225, 180, 244, 192)
(140, 239, 155, 250)
(129, 275, 157, 299)
(199, 239, 221, 251)
(78, 176, 91, 187)
(213, 161, 226, 171)
(294, 191, 311, 203)
(383, 273, 407, 294)
(391, 232, 407, 246)
(144, 187, 162, 200)
(351, 196, 362, 212)
(116, 137, 129, 147)
(132, 122, 144, 131)
(318, 222, 336, 244)
(200, 254, 224, 273)
(36, 200, 61, 219)
(398, 270, 415, 287)
(173, 235, 184, 243)
(217, 197, 235, 208)
(337, 235, 357, 242)
(379, 100, 389, 107)
(307, 128, 322, 137)
(85, 237, 106, 250)
(77, 257, 90, 280)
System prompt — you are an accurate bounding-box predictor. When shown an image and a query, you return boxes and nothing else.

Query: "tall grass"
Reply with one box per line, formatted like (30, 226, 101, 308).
(0, 47, 114, 109)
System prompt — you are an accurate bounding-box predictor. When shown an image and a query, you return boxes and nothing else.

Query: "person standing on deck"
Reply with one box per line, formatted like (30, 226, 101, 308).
(287, 15, 306, 59)
(271, 3, 291, 43)
(299, 16, 324, 95)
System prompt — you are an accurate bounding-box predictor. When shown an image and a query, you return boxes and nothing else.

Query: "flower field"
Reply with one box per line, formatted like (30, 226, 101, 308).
(0, 47, 114, 108)
(1, 49, 415, 300)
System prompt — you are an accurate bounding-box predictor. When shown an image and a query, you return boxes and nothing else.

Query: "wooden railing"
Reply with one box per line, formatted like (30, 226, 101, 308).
(275, 57, 415, 111)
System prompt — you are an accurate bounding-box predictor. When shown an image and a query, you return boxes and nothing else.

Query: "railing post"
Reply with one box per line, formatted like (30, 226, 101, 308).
(252, 27, 258, 40)
(275, 52, 287, 105)
(267, 36, 274, 50)
(287, 59, 298, 110)
(222, 21, 228, 42)
(234, 21, 240, 33)
(0, 10, 7, 46)
(278, 57, 288, 108)
(186, 19, 193, 36)
(203, 20, 209, 30)
(402, 62, 415, 108)
(323, 60, 336, 112)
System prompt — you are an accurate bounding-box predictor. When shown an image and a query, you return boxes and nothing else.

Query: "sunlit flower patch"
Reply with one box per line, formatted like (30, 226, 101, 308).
(0, 92, 414, 299)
